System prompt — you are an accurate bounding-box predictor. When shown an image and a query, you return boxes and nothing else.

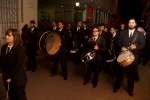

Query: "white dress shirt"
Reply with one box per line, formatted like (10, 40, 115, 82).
(129, 29, 135, 37)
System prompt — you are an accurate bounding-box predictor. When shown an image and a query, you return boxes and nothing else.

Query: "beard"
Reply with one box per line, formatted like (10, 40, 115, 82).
(128, 26, 135, 30)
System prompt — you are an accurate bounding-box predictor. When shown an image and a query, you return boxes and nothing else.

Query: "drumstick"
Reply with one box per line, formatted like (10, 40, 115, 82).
(126, 44, 136, 50)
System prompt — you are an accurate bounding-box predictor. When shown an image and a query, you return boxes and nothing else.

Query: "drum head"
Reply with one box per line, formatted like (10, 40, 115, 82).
(117, 51, 131, 62)
(46, 33, 61, 55)
(39, 31, 51, 52)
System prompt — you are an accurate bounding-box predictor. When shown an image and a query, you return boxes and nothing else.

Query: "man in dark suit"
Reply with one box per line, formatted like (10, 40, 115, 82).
(118, 23, 127, 35)
(73, 21, 85, 65)
(50, 21, 70, 80)
(113, 18, 145, 96)
(26, 20, 39, 72)
(49, 20, 58, 32)
(66, 23, 73, 56)
(137, 27, 150, 66)
(105, 27, 120, 76)
(82, 21, 92, 40)
(98, 23, 109, 70)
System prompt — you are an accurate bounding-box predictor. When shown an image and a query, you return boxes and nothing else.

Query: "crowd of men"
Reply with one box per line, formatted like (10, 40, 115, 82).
(24, 18, 150, 97)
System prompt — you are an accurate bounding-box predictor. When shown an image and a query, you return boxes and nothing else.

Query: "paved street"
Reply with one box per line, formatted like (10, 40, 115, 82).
(0, 50, 150, 100)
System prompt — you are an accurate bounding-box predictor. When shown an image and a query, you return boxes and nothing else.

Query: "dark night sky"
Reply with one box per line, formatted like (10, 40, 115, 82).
(119, 0, 143, 23)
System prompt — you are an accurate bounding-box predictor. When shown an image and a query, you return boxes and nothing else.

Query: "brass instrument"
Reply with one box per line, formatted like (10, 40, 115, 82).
(106, 39, 116, 63)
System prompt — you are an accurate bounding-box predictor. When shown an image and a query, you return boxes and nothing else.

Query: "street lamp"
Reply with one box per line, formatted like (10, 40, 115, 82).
(75, 0, 80, 7)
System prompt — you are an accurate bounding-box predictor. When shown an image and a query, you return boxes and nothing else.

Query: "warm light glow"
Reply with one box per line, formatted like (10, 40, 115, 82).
(75, 2, 80, 6)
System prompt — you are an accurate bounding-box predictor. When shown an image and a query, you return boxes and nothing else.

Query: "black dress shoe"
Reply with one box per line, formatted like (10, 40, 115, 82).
(93, 83, 97, 88)
(128, 91, 133, 97)
(83, 81, 89, 85)
(64, 76, 67, 80)
(113, 87, 119, 93)
(50, 73, 57, 77)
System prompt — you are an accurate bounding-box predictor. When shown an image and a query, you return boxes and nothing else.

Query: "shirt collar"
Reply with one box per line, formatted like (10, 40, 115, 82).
(31, 27, 34, 31)
(129, 29, 135, 33)
(8, 44, 14, 50)
(93, 36, 98, 40)
(112, 33, 116, 37)
(59, 29, 63, 31)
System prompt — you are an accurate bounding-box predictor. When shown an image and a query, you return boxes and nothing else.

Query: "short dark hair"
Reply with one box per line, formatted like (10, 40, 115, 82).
(99, 23, 105, 27)
(77, 20, 82, 23)
(52, 20, 57, 23)
(58, 21, 64, 25)
(110, 26, 117, 31)
(30, 20, 35, 24)
(5, 29, 22, 47)
(82, 21, 87, 25)
(129, 18, 137, 23)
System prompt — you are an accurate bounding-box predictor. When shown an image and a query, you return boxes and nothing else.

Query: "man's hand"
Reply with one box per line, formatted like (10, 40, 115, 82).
(73, 42, 75, 46)
(130, 44, 136, 50)
(108, 50, 112, 55)
(59, 43, 61, 46)
(80, 44, 83, 47)
(94, 45, 99, 50)
(122, 47, 127, 52)
(6, 79, 11, 83)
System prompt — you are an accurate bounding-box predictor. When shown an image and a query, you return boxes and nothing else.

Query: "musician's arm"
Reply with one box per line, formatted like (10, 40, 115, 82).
(135, 32, 145, 51)
(97, 38, 106, 52)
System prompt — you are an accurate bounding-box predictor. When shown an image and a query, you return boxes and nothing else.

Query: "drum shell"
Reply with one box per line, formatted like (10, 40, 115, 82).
(117, 52, 135, 67)
(39, 31, 61, 55)
(81, 51, 96, 63)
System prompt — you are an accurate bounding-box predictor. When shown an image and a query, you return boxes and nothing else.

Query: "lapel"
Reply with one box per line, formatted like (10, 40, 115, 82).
(6, 45, 14, 56)
(58, 28, 63, 36)
(3, 44, 8, 58)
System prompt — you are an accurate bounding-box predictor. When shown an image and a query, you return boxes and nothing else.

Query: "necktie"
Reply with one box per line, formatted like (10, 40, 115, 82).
(93, 38, 96, 42)
(112, 35, 115, 38)
(6, 47, 10, 55)
(130, 32, 132, 38)
(77, 28, 80, 31)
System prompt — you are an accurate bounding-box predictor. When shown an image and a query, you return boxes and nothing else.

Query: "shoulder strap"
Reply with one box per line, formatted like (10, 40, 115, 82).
(132, 31, 138, 44)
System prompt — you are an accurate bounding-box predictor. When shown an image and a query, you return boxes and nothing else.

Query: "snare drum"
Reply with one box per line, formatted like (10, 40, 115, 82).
(39, 31, 61, 55)
(81, 51, 96, 63)
(117, 51, 135, 67)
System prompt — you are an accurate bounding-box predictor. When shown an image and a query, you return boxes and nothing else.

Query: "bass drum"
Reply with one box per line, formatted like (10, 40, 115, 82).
(39, 31, 61, 55)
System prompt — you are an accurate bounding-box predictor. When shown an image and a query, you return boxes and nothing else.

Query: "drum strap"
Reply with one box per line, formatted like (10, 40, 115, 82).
(132, 32, 138, 44)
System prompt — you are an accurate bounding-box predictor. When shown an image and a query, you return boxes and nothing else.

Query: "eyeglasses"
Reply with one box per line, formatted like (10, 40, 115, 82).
(93, 30, 99, 32)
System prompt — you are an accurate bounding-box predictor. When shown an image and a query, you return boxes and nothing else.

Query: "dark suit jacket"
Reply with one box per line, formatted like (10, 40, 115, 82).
(72, 27, 85, 48)
(57, 28, 70, 54)
(100, 31, 109, 51)
(118, 29, 145, 64)
(0, 44, 27, 87)
(107, 33, 120, 57)
(26, 27, 39, 52)
(49, 27, 58, 32)
(142, 33, 150, 56)
(85, 37, 106, 61)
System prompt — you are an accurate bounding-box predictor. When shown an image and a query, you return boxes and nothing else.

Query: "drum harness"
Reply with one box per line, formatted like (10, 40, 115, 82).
(123, 32, 138, 52)
(81, 36, 102, 67)
(118, 32, 138, 60)
(107, 38, 116, 63)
